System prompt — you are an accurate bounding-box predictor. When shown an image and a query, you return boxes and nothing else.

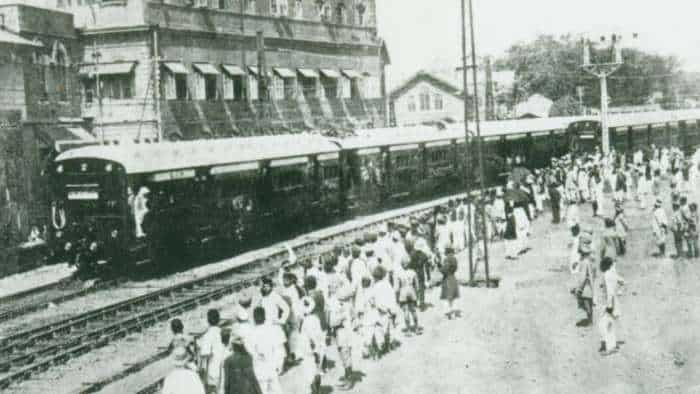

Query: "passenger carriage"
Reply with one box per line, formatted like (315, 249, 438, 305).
(51, 135, 342, 272)
(48, 109, 700, 275)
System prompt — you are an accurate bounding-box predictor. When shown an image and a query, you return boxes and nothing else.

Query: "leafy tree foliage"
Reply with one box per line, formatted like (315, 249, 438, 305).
(549, 95, 580, 117)
(494, 34, 681, 111)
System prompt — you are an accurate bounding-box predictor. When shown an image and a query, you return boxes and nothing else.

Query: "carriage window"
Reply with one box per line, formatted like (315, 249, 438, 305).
(429, 149, 448, 163)
(393, 154, 412, 168)
(322, 164, 340, 179)
(273, 167, 306, 190)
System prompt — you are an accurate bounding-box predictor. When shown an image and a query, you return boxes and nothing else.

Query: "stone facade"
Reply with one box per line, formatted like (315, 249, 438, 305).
(57, 0, 388, 142)
(0, 4, 90, 272)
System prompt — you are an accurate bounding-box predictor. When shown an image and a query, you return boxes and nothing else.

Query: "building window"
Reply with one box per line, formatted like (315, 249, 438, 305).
(53, 44, 70, 102)
(340, 76, 351, 99)
(194, 73, 217, 100)
(419, 89, 431, 111)
(356, 2, 366, 25)
(224, 75, 246, 101)
(271, 75, 285, 100)
(245, 0, 256, 13)
(434, 94, 443, 110)
(318, 1, 331, 21)
(163, 71, 189, 100)
(219, 0, 226, 9)
(248, 75, 259, 101)
(363, 75, 380, 99)
(100, 74, 134, 100)
(175, 75, 188, 99)
(295, 0, 303, 18)
(336, 3, 346, 24)
(270, 0, 287, 15)
(407, 96, 416, 112)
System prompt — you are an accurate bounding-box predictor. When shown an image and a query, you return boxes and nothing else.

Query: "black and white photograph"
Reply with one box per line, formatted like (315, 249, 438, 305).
(0, 0, 699, 393)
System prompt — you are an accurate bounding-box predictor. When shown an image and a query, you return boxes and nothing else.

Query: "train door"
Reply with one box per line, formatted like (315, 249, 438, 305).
(315, 152, 342, 225)
(344, 148, 383, 214)
(267, 156, 314, 235)
(387, 144, 421, 205)
(424, 140, 455, 197)
(209, 161, 259, 252)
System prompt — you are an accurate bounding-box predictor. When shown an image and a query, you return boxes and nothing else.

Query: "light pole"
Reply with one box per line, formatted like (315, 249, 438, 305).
(459, 0, 474, 284)
(466, 0, 490, 287)
(581, 36, 623, 154)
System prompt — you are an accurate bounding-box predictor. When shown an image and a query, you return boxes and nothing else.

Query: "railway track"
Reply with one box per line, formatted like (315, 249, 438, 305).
(0, 278, 122, 324)
(0, 193, 463, 391)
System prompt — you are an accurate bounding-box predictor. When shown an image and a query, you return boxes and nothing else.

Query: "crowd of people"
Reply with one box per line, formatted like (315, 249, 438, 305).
(160, 144, 700, 393)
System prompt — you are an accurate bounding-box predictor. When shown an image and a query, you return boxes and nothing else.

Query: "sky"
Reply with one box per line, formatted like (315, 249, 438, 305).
(377, 0, 700, 89)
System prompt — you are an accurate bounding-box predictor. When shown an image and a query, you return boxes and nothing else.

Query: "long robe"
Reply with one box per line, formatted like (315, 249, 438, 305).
(223, 351, 263, 394)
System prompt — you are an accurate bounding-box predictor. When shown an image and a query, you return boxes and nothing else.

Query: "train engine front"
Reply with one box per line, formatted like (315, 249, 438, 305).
(49, 156, 130, 278)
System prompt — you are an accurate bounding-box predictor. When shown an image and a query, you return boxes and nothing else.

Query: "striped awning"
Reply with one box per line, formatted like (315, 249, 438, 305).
(297, 68, 319, 78)
(79, 62, 136, 77)
(162, 62, 189, 74)
(192, 63, 220, 75)
(222, 64, 245, 76)
(248, 66, 271, 77)
(341, 69, 362, 79)
(273, 67, 296, 78)
(319, 69, 340, 79)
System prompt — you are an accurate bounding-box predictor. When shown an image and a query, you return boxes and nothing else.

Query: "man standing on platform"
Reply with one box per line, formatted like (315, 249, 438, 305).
(549, 183, 562, 224)
(652, 199, 669, 258)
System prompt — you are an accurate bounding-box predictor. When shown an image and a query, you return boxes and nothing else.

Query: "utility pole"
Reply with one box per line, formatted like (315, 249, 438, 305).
(485, 56, 495, 121)
(576, 86, 585, 115)
(459, 0, 474, 284)
(153, 26, 162, 142)
(92, 38, 104, 144)
(240, 0, 248, 103)
(581, 36, 623, 154)
(467, 0, 490, 286)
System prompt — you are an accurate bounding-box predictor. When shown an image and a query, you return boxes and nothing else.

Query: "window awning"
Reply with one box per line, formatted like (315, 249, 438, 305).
(341, 69, 362, 79)
(297, 68, 319, 78)
(319, 69, 340, 79)
(222, 64, 245, 76)
(163, 62, 189, 74)
(193, 63, 220, 75)
(273, 67, 296, 78)
(79, 62, 136, 77)
(247, 66, 271, 77)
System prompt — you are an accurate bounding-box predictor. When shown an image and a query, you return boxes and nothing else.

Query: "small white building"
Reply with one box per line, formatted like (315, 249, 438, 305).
(515, 94, 553, 118)
(389, 71, 466, 126)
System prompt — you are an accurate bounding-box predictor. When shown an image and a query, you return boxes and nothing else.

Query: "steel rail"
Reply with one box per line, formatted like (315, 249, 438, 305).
(0, 192, 466, 391)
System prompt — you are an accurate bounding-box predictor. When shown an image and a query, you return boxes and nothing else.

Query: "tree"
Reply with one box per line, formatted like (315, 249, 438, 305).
(549, 95, 580, 117)
(494, 34, 681, 111)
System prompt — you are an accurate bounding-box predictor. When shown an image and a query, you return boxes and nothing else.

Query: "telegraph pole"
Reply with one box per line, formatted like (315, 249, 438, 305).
(581, 36, 623, 154)
(92, 39, 104, 144)
(467, 0, 490, 286)
(459, 0, 474, 284)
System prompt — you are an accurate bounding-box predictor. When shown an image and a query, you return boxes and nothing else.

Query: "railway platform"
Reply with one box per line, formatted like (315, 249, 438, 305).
(106, 179, 700, 394)
(0, 263, 76, 300)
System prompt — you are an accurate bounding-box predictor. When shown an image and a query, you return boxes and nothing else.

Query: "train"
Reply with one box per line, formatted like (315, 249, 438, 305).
(49, 109, 700, 276)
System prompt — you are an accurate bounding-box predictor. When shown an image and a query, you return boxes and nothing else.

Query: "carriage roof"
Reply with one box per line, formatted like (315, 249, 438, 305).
(606, 109, 700, 128)
(341, 125, 460, 150)
(55, 134, 341, 174)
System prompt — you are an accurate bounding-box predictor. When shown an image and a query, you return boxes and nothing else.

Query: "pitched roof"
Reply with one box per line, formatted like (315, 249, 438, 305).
(389, 70, 464, 101)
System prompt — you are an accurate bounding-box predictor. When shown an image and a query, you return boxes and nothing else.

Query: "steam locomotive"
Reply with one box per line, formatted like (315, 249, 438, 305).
(49, 110, 700, 276)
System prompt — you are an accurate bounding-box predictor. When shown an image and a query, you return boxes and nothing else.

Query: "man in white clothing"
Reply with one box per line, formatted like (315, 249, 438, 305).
(162, 347, 206, 394)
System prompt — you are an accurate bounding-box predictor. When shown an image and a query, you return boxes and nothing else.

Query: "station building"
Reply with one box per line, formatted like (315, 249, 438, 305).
(0, 3, 93, 274)
(56, 0, 390, 142)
